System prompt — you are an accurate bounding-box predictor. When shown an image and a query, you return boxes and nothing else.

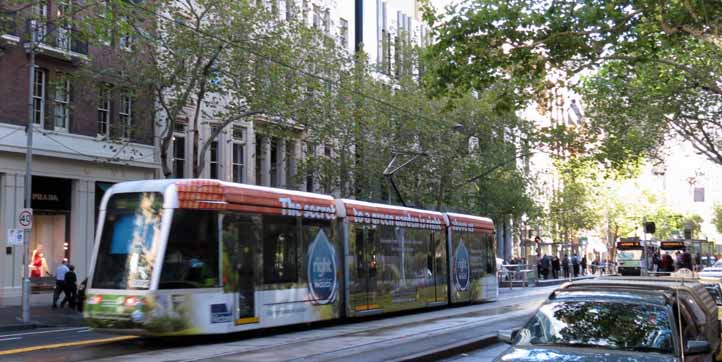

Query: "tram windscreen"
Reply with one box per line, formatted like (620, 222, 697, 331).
(92, 192, 163, 290)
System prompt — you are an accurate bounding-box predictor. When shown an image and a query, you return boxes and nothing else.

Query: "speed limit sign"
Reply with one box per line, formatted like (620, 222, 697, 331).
(17, 208, 32, 230)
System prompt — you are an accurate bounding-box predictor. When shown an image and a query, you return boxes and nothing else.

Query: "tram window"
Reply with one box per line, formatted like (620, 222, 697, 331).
(159, 210, 219, 289)
(263, 215, 299, 284)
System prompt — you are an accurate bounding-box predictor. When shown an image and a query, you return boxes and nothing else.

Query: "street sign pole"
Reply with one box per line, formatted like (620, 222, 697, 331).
(22, 23, 36, 324)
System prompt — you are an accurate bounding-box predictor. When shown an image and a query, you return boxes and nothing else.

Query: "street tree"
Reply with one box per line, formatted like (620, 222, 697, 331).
(422, 0, 722, 169)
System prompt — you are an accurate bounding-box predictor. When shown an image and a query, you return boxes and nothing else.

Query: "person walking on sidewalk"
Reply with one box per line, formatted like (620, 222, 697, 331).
(551, 255, 560, 279)
(572, 253, 580, 277)
(60, 265, 77, 309)
(52, 261, 69, 309)
(580, 256, 587, 276)
(562, 254, 570, 278)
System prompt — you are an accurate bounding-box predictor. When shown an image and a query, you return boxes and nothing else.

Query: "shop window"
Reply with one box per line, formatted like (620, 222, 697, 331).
(159, 210, 219, 289)
(262, 215, 298, 284)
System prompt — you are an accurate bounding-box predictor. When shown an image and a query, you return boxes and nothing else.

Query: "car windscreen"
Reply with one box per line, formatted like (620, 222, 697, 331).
(91, 192, 164, 290)
(515, 300, 674, 354)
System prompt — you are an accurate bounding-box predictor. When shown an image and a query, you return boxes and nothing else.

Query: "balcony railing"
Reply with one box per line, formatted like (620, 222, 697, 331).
(25, 19, 88, 55)
(0, 11, 17, 36)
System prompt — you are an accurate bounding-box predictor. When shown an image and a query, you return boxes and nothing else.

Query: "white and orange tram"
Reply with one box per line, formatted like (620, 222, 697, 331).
(85, 179, 497, 335)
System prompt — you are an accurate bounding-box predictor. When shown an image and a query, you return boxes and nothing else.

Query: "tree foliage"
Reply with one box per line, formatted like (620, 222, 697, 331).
(423, 0, 722, 168)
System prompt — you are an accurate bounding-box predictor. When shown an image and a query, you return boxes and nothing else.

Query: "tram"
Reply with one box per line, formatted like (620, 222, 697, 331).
(84, 179, 497, 335)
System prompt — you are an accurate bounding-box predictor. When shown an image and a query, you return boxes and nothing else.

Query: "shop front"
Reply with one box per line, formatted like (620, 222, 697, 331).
(28, 176, 72, 289)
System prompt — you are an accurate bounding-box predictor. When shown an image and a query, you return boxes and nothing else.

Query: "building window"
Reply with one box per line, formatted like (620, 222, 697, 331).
(97, 84, 111, 136)
(339, 18, 348, 49)
(302, 0, 308, 24)
(32, 68, 46, 126)
(53, 75, 70, 130)
(322, 9, 330, 33)
(285, 0, 294, 21)
(56, 0, 71, 50)
(172, 125, 186, 178)
(694, 187, 705, 202)
(232, 127, 245, 183)
(210, 128, 219, 179)
(312, 4, 320, 28)
(30, 1, 48, 43)
(119, 16, 134, 51)
(270, 138, 278, 187)
(119, 92, 133, 139)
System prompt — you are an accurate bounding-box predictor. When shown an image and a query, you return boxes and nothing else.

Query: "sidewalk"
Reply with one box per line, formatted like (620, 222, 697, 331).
(0, 292, 85, 332)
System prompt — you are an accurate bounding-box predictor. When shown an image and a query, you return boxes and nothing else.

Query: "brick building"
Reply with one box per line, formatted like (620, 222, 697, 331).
(0, 2, 157, 305)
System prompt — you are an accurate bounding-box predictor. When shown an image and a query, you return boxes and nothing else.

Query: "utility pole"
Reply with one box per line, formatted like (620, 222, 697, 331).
(22, 2, 37, 323)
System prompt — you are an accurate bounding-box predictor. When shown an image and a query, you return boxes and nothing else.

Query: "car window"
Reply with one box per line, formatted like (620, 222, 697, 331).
(515, 300, 674, 354)
(713, 260, 722, 268)
(704, 285, 722, 305)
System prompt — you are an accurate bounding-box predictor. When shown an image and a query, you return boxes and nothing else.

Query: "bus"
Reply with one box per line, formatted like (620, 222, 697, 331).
(616, 238, 649, 276)
(84, 179, 497, 335)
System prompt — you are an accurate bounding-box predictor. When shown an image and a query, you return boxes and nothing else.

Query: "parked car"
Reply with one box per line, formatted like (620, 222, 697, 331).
(700, 260, 722, 279)
(496, 277, 721, 362)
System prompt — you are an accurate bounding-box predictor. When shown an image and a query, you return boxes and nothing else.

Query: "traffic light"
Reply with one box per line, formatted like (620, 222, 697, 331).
(684, 228, 692, 240)
(644, 221, 656, 234)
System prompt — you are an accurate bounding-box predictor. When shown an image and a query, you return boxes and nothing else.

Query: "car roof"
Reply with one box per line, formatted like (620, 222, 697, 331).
(562, 277, 717, 313)
(550, 289, 670, 306)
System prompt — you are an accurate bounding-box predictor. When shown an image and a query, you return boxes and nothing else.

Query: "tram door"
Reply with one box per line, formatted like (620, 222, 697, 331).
(354, 226, 380, 311)
(223, 214, 258, 323)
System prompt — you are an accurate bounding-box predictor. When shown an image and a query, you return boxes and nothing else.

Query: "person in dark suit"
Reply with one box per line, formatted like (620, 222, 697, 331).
(60, 265, 77, 309)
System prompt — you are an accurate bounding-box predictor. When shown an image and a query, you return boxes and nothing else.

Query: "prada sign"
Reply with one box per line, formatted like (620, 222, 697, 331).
(31, 176, 71, 211)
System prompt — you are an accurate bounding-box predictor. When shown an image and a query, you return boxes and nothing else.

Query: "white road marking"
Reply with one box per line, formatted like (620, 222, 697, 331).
(76, 329, 92, 333)
(0, 337, 22, 342)
(0, 327, 88, 339)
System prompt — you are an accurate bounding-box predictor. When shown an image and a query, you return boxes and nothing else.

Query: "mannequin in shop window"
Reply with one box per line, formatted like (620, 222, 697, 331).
(30, 245, 49, 278)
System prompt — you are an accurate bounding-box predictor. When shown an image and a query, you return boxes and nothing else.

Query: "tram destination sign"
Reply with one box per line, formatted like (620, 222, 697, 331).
(617, 241, 641, 249)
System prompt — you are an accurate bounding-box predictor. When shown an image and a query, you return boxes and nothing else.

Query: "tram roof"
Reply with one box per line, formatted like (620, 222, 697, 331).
(104, 179, 336, 219)
(336, 199, 445, 229)
(444, 212, 494, 232)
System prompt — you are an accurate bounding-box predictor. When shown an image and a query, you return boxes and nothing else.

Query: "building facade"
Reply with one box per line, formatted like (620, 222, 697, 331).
(0, 3, 157, 305)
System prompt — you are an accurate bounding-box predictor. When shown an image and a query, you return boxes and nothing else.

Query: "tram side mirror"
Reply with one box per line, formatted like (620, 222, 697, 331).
(685, 340, 710, 355)
(498, 329, 518, 344)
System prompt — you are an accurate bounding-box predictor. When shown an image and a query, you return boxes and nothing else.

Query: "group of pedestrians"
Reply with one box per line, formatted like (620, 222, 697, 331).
(52, 260, 87, 311)
(652, 250, 694, 273)
(537, 253, 588, 280)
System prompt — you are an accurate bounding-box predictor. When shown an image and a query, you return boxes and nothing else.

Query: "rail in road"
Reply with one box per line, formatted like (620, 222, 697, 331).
(0, 286, 557, 362)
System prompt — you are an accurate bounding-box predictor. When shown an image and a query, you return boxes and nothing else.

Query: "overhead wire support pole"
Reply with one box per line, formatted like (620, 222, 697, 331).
(383, 151, 427, 207)
(22, 0, 37, 324)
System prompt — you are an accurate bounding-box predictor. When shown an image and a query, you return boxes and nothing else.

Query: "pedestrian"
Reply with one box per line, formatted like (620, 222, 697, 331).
(675, 251, 682, 270)
(52, 260, 69, 309)
(562, 254, 570, 278)
(541, 254, 551, 279)
(572, 253, 580, 277)
(77, 278, 88, 313)
(60, 265, 77, 309)
(551, 256, 560, 279)
(681, 249, 693, 270)
(580, 256, 587, 276)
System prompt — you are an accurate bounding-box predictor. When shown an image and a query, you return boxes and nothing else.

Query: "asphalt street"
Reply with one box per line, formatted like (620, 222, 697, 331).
(0, 286, 556, 362)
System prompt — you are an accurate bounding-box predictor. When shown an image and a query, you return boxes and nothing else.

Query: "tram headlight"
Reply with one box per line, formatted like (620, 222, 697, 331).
(124, 296, 143, 307)
(88, 295, 103, 305)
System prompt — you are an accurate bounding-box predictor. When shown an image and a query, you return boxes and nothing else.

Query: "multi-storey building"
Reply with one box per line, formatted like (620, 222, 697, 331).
(0, 2, 157, 305)
(167, 0, 429, 194)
